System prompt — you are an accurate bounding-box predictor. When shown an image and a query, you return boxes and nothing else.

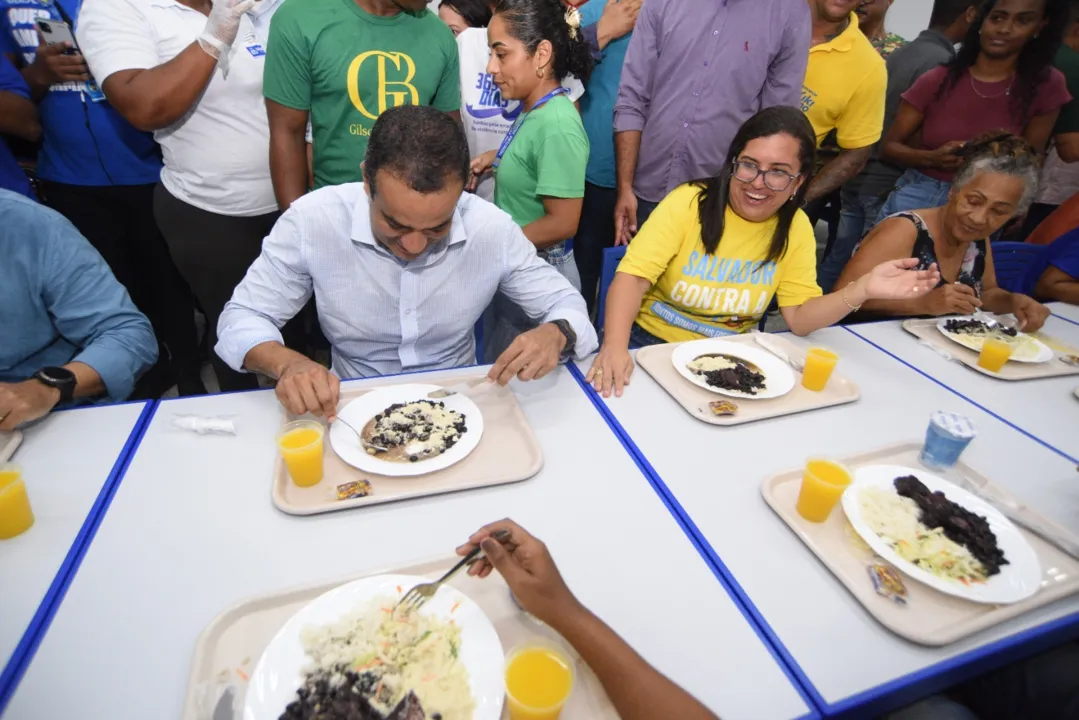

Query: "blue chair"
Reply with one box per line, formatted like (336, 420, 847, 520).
(991, 241, 1047, 294)
(597, 245, 627, 327)
(473, 318, 484, 364)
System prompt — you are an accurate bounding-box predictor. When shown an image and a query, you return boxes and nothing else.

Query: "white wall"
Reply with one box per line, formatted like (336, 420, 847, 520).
(886, 0, 936, 42)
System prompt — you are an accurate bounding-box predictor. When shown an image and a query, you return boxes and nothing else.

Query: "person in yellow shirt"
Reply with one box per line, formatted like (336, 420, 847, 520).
(585, 106, 940, 397)
(800, 0, 887, 210)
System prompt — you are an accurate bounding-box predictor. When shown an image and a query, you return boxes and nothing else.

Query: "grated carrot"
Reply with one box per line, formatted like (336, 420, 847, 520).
(450, 601, 461, 614)
(235, 668, 249, 682)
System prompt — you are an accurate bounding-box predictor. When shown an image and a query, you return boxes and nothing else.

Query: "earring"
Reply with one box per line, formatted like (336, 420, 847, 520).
(788, 194, 796, 203)
(535, 67, 543, 78)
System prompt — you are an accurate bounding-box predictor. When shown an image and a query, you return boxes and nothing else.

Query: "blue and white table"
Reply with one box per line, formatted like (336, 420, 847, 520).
(845, 314, 1079, 462)
(1051, 301, 1079, 326)
(3, 368, 814, 720)
(0, 401, 151, 706)
(575, 324, 1079, 717)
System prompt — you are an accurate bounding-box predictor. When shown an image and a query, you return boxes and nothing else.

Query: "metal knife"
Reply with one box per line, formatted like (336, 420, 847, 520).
(753, 332, 805, 372)
(427, 379, 498, 399)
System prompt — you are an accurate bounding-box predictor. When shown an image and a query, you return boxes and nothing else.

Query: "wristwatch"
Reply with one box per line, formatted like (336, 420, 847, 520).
(32, 366, 77, 404)
(550, 319, 577, 357)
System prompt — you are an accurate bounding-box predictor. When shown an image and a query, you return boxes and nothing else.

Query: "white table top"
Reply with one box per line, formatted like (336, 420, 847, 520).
(846, 316, 1079, 462)
(1050, 302, 1079, 325)
(0, 402, 148, 679)
(5, 367, 812, 720)
(576, 327, 1079, 712)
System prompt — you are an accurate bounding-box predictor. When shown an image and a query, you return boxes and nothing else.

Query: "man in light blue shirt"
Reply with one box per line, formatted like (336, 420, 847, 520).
(0, 190, 158, 429)
(217, 105, 597, 420)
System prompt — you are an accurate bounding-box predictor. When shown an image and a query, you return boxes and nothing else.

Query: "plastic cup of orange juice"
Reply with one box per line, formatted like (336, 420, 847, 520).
(801, 348, 839, 391)
(795, 458, 852, 523)
(277, 420, 325, 487)
(977, 337, 1013, 372)
(505, 641, 576, 720)
(0, 464, 34, 540)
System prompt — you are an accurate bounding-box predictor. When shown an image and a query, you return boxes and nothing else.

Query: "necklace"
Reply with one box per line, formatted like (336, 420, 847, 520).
(969, 74, 1013, 99)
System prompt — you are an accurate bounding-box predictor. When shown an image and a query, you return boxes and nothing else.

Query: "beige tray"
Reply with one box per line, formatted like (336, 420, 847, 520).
(636, 334, 860, 426)
(0, 430, 22, 463)
(272, 375, 543, 515)
(902, 318, 1079, 381)
(762, 441, 1079, 646)
(181, 556, 618, 720)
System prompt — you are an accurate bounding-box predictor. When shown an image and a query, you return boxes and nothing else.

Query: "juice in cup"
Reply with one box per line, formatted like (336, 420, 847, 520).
(277, 420, 325, 487)
(0, 464, 34, 540)
(505, 643, 575, 720)
(801, 348, 838, 391)
(795, 458, 852, 523)
(977, 337, 1013, 372)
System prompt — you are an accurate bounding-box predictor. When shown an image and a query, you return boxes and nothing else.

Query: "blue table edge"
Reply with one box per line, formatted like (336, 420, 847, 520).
(0, 400, 157, 714)
(566, 331, 1079, 718)
(5, 334, 1079, 718)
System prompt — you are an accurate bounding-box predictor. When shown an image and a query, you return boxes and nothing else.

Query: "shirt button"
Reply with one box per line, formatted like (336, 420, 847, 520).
(405, 309, 413, 315)
(713, 30, 719, 35)
(703, 61, 709, 66)
(683, 123, 688, 128)
(693, 91, 699, 96)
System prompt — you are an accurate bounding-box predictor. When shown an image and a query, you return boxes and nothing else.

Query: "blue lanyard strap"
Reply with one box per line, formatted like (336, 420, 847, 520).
(492, 86, 567, 169)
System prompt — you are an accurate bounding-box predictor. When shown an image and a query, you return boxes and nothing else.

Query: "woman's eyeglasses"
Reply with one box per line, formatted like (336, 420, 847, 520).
(731, 160, 800, 192)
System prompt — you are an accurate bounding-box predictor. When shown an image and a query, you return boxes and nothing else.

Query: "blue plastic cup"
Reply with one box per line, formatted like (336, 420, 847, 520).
(919, 411, 976, 469)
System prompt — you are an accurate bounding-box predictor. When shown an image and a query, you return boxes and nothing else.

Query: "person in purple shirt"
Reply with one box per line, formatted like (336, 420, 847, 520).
(0, 53, 37, 198)
(611, 0, 812, 245)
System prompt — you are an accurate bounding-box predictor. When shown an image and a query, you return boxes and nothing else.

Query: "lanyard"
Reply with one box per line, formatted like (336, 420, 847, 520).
(492, 86, 567, 170)
(53, 0, 78, 29)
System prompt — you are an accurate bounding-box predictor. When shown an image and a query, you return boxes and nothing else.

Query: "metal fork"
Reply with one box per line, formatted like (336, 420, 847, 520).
(396, 530, 510, 613)
(334, 416, 387, 453)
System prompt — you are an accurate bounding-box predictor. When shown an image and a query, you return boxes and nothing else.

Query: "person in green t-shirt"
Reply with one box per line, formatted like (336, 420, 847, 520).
(468, 0, 593, 361)
(264, 0, 461, 209)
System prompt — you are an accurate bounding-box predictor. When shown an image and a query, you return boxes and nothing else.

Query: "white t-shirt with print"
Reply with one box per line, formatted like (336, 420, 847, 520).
(456, 28, 584, 202)
(78, 0, 276, 217)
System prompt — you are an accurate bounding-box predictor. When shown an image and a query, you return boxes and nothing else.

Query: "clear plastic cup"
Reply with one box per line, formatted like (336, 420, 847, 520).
(977, 337, 1013, 372)
(0, 464, 34, 540)
(277, 420, 325, 487)
(795, 458, 852, 522)
(801, 348, 839, 391)
(919, 411, 976, 470)
(505, 640, 576, 720)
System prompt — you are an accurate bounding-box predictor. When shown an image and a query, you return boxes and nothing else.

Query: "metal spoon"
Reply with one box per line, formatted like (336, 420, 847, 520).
(334, 416, 387, 453)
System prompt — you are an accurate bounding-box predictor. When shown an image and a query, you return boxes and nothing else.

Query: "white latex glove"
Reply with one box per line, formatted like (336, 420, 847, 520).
(197, 0, 257, 60)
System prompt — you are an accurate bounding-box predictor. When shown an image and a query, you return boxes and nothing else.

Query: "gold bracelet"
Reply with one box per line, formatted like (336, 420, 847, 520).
(842, 282, 862, 312)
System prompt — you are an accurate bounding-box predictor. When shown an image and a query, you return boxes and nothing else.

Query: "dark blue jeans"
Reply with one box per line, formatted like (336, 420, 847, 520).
(629, 323, 665, 349)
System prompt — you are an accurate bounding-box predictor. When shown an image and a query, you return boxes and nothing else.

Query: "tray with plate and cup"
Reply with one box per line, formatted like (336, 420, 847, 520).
(761, 441, 1079, 646)
(902, 316, 1079, 380)
(635, 334, 860, 426)
(181, 557, 619, 720)
(272, 376, 543, 515)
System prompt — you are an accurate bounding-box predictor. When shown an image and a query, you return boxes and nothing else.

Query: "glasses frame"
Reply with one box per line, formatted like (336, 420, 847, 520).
(730, 160, 801, 192)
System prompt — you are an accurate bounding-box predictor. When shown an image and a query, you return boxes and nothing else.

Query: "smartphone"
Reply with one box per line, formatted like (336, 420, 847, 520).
(35, 19, 78, 55)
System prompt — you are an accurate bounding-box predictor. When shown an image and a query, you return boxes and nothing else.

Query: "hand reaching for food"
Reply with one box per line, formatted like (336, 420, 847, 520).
(457, 519, 582, 625)
(275, 356, 341, 420)
(1010, 293, 1049, 332)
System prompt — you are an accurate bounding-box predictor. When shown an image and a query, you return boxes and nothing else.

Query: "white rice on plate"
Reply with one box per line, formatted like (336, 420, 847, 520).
(858, 486, 989, 583)
(299, 595, 475, 719)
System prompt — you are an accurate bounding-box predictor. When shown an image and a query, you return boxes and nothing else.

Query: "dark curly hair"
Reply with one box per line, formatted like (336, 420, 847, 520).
(490, 0, 593, 84)
(439, 0, 492, 28)
(939, 0, 1067, 124)
(694, 106, 817, 261)
(952, 132, 1041, 212)
(363, 105, 470, 194)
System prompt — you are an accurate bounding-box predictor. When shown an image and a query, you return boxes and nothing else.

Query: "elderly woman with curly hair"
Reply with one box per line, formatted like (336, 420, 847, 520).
(837, 133, 1051, 330)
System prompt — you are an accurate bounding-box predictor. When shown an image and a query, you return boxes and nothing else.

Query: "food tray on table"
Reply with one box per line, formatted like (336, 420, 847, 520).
(761, 441, 1079, 646)
(181, 556, 619, 720)
(272, 375, 543, 515)
(636, 334, 860, 426)
(902, 318, 1079, 380)
(0, 430, 22, 463)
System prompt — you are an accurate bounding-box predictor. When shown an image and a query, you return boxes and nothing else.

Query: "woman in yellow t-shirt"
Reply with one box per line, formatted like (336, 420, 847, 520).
(587, 106, 940, 397)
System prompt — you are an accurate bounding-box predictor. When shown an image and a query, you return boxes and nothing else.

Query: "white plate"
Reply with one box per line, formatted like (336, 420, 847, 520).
(329, 384, 484, 477)
(244, 574, 505, 720)
(842, 464, 1042, 605)
(936, 316, 1053, 363)
(671, 339, 796, 399)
